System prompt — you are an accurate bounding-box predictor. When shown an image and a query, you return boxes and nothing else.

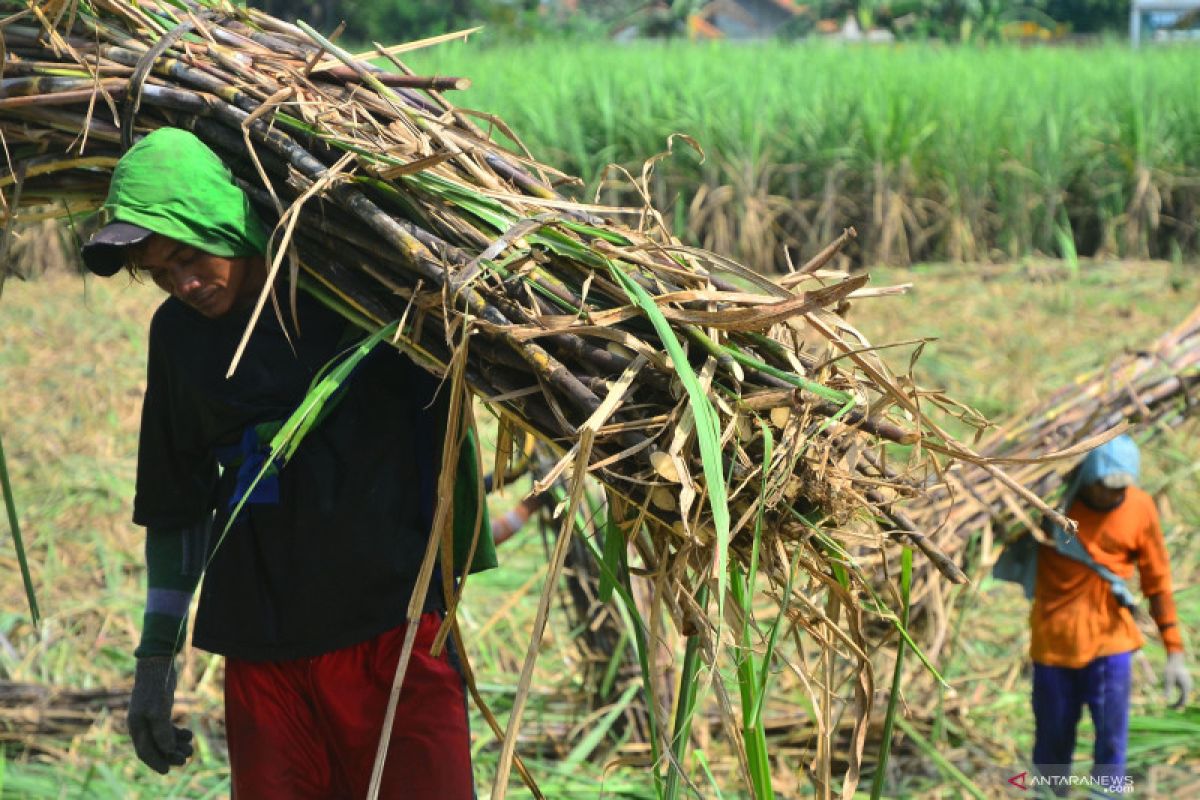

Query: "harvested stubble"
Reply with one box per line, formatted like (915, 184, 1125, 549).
(0, 1, 1056, 795)
(0, 679, 198, 744)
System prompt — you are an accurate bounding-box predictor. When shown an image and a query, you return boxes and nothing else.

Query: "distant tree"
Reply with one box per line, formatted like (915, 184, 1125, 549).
(817, 0, 1068, 41)
(250, 0, 493, 42)
(252, 0, 339, 29)
(1042, 0, 1128, 32)
(250, 0, 1129, 41)
(607, 0, 706, 38)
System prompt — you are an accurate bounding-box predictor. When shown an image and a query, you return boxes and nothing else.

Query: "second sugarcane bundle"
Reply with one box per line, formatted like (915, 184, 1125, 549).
(885, 304, 1200, 649)
(0, 0, 1069, 792)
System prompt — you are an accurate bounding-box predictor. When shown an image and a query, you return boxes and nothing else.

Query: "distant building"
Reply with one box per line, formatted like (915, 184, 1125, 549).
(688, 0, 808, 40)
(824, 13, 895, 43)
(1130, 0, 1200, 44)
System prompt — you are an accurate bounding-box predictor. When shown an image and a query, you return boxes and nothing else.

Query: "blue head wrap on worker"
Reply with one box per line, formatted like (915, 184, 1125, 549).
(1061, 433, 1140, 513)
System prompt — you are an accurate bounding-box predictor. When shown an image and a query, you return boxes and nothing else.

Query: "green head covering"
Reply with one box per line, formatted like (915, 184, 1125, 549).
(82, 127, 268, 276)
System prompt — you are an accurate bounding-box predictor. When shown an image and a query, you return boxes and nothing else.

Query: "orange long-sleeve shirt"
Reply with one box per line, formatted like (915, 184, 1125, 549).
(1030, 486, 1182, 668)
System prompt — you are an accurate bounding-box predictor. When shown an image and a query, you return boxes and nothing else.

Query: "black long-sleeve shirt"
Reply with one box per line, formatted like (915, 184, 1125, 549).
(134, 292, 464, 661)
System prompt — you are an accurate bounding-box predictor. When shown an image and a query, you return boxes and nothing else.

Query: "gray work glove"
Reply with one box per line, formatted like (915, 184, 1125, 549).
(1164, 651, 1192, 709)
(128, 656, 194, 774)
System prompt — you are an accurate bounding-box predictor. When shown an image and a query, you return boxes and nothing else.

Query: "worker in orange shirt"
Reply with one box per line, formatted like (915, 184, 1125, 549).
(1026, 435, 1190, 792)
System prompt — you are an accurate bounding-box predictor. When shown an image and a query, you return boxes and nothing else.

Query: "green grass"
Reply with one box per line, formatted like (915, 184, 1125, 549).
(403, 41, 1200, 269)
(3, 259, 1199, 797)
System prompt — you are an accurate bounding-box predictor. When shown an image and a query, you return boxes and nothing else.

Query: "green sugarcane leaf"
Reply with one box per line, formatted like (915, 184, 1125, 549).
(297, 277, 377, 332)
(269, 319, 400, 463)
(723, 342, 852, 405)
(872, 546, 914, 800)
(597, 628, 630, 699)
(829, 559, 851, 590)
(154, 0, 190, 16)
(665, 586, 707, 800)
(560, 220, 633, 246)
(206, 320, 399, 574)
(747, 416, 774, 593)
(875, 580, 946, 687)
(692, 749, 725, 800)
(527, 229, 609, 270)
(598, 507, 625, 604)
(0, 429, 38, 625)
(894, 716, 987, 800)
(606, 257, 730, 637)
(751, 543, 803, 727)
(901, 541, 913, 596)
(576, 517, 665, 799)
(730, 562, 774, 799)
(401, 172, 515, 232)
(563, 682, 640, 767)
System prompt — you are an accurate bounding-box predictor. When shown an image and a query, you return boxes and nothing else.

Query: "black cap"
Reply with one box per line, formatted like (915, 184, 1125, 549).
(80, 221, 154, 277)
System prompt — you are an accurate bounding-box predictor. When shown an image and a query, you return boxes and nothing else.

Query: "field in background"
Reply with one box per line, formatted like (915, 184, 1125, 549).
(2, 259, 1198, 797)
(404, 42, 1200, 271)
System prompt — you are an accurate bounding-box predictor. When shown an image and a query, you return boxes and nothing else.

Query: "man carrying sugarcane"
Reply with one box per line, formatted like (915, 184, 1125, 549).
(1001, 435, 1191, 794)
(80, 127, 494, 798)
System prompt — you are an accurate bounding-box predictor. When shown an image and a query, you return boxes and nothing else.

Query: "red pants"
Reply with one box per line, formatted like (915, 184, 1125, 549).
(225, 613, 473, 799)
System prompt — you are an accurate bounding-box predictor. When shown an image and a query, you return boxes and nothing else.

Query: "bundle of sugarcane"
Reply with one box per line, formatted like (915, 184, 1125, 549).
(878, 303, 1200, 650)
(0, 0, 1058, 569)
(0, 1, 1061, 794)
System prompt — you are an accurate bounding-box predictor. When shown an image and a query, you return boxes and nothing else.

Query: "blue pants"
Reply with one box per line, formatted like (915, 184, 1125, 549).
(1032, 651, 1132, 794)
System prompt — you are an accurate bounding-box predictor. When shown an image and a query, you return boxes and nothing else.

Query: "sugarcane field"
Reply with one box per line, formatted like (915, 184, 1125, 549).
(1, 0, 1199, 798)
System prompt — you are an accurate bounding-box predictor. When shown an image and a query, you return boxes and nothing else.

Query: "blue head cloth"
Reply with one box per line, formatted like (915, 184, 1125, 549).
(1075, 433, 1140, 490)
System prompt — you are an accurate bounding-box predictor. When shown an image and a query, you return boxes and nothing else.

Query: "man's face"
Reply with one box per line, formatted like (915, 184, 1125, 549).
(130, 234, 264, 319)
(1079, 481, 1127, 512)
